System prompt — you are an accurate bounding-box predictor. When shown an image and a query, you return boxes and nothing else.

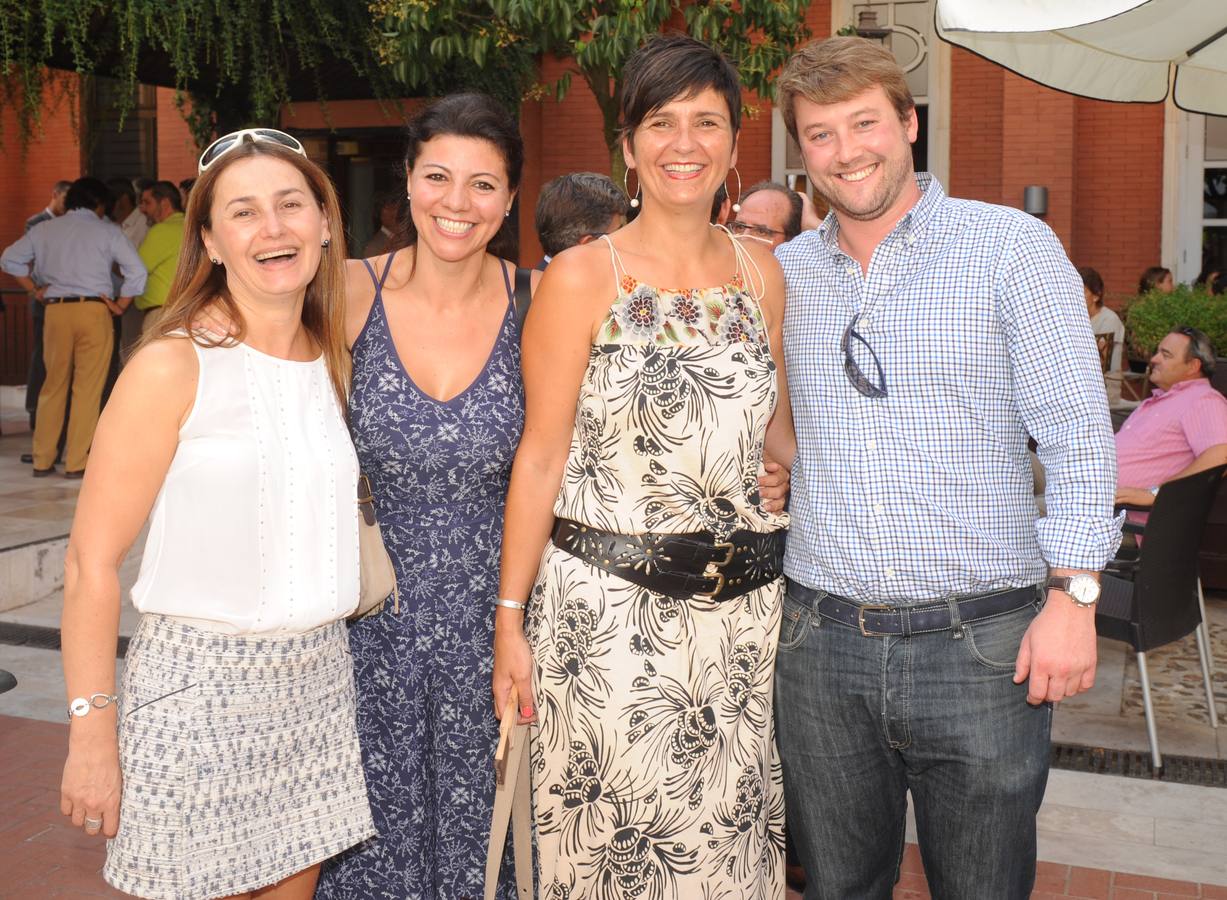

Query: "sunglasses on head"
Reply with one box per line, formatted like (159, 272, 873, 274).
(198, 128, 306, 174)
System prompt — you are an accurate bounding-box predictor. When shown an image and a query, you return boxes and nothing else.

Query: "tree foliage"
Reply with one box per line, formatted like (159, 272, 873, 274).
(0, 0, 396, 147)
(378, 0, 811, 176)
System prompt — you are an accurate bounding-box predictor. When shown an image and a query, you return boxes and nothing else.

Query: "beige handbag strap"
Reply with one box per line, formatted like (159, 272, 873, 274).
(485, 690, 533, 900)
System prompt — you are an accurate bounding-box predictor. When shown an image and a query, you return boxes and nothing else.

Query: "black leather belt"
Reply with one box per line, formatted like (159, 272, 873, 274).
(551, 517, 785, 602)
(786, 578, 1040, 636)
(44, 296, 104, 304)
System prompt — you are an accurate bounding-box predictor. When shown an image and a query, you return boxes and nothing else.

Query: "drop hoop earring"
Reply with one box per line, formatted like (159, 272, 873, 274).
(728, 167, 742, 214)
(622, 168, 641, 209)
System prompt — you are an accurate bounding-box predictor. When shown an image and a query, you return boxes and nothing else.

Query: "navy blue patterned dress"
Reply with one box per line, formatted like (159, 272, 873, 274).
(316, 253, 524, 899)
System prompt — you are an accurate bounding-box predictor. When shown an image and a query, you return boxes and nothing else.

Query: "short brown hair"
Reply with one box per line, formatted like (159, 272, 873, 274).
(777, 37, 914, 142)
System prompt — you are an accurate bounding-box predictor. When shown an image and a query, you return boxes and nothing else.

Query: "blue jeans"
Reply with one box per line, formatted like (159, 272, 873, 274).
(775, 582, 1051, 900)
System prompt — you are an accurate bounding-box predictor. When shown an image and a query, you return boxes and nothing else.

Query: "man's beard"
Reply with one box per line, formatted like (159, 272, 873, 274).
(816, 156, 914, 223)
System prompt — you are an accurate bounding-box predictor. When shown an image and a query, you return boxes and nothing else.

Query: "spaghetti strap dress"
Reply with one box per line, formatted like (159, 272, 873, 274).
(316, 252, 525, 899)
(527, 234, 788, 899)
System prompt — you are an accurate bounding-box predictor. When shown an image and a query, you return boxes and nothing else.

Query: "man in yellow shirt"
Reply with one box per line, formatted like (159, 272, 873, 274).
(136, 181, 186, 334)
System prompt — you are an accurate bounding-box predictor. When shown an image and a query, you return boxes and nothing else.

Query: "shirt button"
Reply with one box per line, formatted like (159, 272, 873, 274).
(874, 503, 884, 514)
(846, 266, 857, 276)
(866, 440, 877, 451)
(885, 568, 896, 578)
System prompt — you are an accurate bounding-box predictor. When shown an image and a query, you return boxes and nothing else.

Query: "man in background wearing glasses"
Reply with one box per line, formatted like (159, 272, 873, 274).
(771, 38, 1119, 900)
(728, 180, 803, 248)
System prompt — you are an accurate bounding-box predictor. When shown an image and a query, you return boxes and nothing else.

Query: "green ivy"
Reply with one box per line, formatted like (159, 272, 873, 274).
(0, 0, 504, 148)
(1123, 284, 1227, 359)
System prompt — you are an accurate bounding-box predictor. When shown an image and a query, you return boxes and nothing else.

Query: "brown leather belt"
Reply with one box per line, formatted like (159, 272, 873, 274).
(550, 517, 784, 602)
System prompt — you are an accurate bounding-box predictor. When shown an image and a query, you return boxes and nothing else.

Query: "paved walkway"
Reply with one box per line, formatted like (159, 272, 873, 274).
(1, 711, 1224, 899)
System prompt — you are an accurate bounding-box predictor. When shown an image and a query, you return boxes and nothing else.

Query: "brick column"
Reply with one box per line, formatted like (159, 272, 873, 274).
(1000, 72, 1077, 248)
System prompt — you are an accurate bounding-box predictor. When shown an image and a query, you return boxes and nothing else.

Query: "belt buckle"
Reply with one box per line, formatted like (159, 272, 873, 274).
(695, 541, 734, 598)
(856, 603, 894, 636)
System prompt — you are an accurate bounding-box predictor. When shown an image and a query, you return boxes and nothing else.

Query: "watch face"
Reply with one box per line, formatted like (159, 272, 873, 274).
(1068, 574, 1100, 606)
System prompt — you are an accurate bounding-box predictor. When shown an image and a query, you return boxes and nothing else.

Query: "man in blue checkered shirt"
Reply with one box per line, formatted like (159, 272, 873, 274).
(771, 38, 1120, 899)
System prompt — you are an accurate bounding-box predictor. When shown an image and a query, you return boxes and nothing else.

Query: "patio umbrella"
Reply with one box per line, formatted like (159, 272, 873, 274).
(935, 0, 1227, 115)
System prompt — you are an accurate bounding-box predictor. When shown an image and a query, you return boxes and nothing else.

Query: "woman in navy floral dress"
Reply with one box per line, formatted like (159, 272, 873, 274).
(315, 94, 528, 899)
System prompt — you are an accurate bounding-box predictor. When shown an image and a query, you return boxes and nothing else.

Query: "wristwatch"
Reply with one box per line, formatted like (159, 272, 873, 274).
(1045, 574, 1100, 608)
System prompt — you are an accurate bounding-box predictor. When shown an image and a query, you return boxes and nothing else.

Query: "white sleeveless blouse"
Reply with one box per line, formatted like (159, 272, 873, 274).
(130, 340, 360, 634)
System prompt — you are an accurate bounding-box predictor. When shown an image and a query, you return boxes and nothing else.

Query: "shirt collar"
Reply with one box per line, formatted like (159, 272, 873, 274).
(814, 172, 945, 256)
(66, 208, 100, 220)
(1150, 377, 1208, 400)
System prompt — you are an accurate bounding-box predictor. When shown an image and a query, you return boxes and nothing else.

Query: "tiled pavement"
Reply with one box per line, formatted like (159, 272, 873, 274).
(0, 713, 1224, 900)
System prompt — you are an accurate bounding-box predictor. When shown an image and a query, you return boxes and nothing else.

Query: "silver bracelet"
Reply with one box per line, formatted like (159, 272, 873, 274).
(494, 598, 527, 611)
(67, 693, 118, 720)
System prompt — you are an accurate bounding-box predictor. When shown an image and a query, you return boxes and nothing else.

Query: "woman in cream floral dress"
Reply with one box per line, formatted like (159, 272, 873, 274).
(494, 35, 795, 900)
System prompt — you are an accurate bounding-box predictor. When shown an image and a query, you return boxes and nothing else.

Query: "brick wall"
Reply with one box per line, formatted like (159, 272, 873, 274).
(155, 88, 202, 187)
(1072, 98, 1164, 306)
(1001, 73, 1077, 246)
(947, 53, 1163, 307)
(0, 72, 83, 277)
(949, 48, 1003, 204)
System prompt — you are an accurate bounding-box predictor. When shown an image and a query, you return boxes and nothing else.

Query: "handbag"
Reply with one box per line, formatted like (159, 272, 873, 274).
(350, 473, 399, 621)
(484, 687, 534, 900)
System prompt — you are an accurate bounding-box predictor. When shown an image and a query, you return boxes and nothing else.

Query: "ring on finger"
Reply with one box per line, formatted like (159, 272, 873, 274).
(83, 816, 103, 830)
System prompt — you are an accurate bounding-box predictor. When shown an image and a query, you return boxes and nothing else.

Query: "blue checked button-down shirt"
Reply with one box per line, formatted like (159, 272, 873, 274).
(2, 208, 147, 298)
(777, 174, 1120, 604)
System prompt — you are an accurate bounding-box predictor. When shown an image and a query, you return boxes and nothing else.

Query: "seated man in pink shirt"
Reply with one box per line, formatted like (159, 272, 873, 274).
(1115, 326, 1227, 509)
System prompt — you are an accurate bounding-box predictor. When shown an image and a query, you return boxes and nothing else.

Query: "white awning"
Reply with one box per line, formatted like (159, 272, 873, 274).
(935, 0, 1227, 115)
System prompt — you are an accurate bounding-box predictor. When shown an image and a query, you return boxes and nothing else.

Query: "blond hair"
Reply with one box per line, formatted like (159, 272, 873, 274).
(141, 141, 350, 411)
(777, 37, 915, 142)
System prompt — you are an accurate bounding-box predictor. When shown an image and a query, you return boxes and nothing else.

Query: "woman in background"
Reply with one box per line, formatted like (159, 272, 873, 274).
(1138, 265, 1174, 294)
(1079, 265, 1125, 403)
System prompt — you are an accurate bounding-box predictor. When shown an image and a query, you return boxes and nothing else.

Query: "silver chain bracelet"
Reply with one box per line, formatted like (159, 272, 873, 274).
(67, 693, 119, 720)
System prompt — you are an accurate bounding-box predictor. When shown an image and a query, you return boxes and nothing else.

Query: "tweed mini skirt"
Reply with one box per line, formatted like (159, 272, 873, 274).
(104, 615, 376, 900)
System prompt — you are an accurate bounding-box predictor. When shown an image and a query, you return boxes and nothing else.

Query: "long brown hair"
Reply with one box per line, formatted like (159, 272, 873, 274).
(145, 141, 350, 409)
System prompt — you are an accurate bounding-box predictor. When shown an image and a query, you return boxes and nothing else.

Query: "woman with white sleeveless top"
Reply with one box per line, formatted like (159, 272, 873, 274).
(59, 132, 374, 899)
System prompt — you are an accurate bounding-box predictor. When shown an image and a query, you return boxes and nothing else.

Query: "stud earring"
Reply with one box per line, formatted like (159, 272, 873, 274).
(406, 193, 411, 202)
(322, 238, 330, 248)
(623, 168, 641, 209)
(729, 167, 742, 214)
(210, 257, 220, 265)
(505, 210, 511, 218)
